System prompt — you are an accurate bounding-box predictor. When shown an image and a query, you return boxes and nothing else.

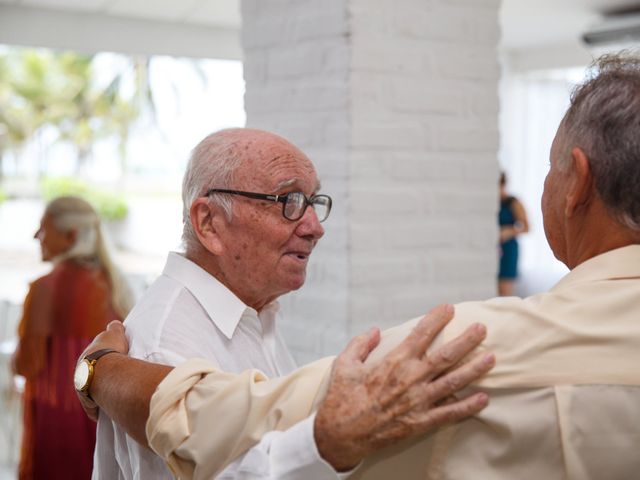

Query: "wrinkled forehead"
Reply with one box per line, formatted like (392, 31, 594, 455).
(236, 134, 320, 192)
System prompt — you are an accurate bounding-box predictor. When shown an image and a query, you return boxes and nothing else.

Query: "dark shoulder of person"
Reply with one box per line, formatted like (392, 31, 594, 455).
(501, 196, 516, 208)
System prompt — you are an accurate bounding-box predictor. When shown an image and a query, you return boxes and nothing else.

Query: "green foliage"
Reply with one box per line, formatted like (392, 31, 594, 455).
(0, 48, 146, 175)
(41, 177, 128, 221)
(0, 187, 6, 204)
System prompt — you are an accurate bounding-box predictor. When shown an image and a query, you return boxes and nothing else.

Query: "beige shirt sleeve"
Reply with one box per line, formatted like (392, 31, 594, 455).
(146, 356, 334, 479)
(146, 246, 640, 480)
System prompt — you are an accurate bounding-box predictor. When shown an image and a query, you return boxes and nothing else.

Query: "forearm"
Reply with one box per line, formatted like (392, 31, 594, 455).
(500, 224, 525, 242)
(147, 357, 334, 479)
(91, 353, 173, 447)
(149, 307, 492, 478)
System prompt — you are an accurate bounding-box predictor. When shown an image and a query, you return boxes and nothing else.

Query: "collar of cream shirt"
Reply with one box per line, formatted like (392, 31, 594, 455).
(553, 244, 640, 290)
(162, 252, 280, 340)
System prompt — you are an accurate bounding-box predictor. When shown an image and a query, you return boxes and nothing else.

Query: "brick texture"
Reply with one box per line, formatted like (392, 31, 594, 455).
(241, 0, 500, 362)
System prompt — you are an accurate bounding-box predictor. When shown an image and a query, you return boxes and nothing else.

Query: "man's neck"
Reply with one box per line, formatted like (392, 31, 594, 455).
(562, 209, 640, 269)
(184, 247, 273, 312)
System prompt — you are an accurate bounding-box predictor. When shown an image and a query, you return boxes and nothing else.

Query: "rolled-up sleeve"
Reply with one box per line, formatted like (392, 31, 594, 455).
(146, 356, 334, 479)
(218, 413, 356, 480)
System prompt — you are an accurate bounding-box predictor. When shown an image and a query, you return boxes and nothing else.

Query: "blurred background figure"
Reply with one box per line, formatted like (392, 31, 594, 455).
(498, 172, 529, 296)
(10, 196, 134, 480)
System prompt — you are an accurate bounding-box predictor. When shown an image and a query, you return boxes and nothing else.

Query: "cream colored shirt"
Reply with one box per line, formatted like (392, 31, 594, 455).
(147, 245, 640, 479)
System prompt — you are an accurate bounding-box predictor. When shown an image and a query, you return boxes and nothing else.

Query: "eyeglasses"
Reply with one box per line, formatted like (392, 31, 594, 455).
(205, 188, 332, 222)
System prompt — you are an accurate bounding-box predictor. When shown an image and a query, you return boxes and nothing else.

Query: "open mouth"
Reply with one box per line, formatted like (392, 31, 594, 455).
(286, 252, 310, 262)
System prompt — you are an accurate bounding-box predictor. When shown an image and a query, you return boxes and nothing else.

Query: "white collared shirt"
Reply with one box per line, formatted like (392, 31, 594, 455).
(93, 252, 341, 479)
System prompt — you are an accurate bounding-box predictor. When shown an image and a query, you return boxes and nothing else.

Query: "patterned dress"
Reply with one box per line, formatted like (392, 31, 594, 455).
(13, 259, 119, 480)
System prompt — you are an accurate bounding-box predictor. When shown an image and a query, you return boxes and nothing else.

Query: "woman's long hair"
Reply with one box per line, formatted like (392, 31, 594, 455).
(45, 196, 135, 319)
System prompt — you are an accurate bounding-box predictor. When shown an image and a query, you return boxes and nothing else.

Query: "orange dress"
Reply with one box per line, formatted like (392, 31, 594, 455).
(13, 259, 120, 480)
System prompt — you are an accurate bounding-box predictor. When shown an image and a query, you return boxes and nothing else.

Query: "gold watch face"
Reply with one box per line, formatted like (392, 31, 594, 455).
(74, 359, 91, 392)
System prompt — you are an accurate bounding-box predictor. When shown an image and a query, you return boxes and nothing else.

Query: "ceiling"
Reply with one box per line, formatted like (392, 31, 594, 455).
(501, 0, 599, 50)
(0, 0, 638, 64)
(0, 0, 241, 28)
(0, 0, 243, 59)
(501, 0, 640, 71)
(502, 0, 640, 50)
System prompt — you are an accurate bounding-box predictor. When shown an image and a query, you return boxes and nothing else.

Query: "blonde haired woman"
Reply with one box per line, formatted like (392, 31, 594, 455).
(12, 196, 134, 480)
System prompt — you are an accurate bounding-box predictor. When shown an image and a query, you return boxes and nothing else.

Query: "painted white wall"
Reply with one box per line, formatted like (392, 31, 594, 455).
(347, 0, 500, 336)
(242, 0, 501, 362)
(241, 0, 352, 362)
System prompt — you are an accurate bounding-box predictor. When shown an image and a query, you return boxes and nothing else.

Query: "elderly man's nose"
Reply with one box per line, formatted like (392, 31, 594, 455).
(297, 207, 325, 239)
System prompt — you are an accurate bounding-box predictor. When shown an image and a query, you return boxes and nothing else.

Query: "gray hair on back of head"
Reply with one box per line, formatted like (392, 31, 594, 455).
(560, 50, 640, 231)
(181, 129, 246, 250)
(45, 195, 134, 319)
(46, 196, 99, 258)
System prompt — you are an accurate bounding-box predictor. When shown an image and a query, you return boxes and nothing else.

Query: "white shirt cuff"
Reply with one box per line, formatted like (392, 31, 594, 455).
(268, 412, 359, 480)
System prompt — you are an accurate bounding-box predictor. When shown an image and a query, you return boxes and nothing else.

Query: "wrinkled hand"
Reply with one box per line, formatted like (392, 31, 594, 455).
(76, 320, 129, 421)
(314, 304, 494, 471)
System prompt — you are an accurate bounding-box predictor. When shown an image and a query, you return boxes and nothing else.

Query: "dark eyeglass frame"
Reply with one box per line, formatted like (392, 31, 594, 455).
(204, 188, 332, 222)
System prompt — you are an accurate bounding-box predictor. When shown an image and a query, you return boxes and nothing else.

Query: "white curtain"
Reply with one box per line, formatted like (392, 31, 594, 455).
(499, 67, 587, 295)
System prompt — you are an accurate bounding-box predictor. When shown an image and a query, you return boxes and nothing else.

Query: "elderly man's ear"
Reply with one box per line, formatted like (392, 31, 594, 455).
(190, 198, 225, 255)
(565, 147, 594, 218)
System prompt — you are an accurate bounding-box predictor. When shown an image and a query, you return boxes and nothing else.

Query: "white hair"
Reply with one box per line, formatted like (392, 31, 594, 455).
(46, 196, 135, 319)
(181, 129, 246, 250)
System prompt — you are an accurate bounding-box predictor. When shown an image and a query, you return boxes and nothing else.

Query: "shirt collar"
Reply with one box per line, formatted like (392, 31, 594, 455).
(552, 244, 640, 292)
(162, 252, 279, 340)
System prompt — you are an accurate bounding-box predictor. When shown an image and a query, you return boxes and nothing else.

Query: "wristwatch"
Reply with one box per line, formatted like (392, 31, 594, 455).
(74, 348, 118, 399)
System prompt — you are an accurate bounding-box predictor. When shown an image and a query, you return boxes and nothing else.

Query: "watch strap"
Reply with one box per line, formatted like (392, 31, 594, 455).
(84, 348, 119, 363)
(77, 348, 119, 399)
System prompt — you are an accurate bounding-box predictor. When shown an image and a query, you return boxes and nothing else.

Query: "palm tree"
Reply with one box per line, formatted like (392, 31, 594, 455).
(53, 52, 141, 175)
(0, 48, 145, 179)
(0, 51, 56, 179)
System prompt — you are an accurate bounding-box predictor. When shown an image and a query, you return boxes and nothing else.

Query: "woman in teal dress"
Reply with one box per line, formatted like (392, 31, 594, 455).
(498, 172, 529, 296)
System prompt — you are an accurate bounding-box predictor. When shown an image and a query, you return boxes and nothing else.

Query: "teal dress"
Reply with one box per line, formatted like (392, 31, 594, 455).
(499, 196, 519, 279)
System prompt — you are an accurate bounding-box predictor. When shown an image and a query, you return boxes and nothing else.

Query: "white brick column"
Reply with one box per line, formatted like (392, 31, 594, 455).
(242, 0, 501, 362)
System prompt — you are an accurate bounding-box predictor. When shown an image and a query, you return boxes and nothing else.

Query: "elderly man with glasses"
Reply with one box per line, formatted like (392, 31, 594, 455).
(89, 128, 493, 480)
